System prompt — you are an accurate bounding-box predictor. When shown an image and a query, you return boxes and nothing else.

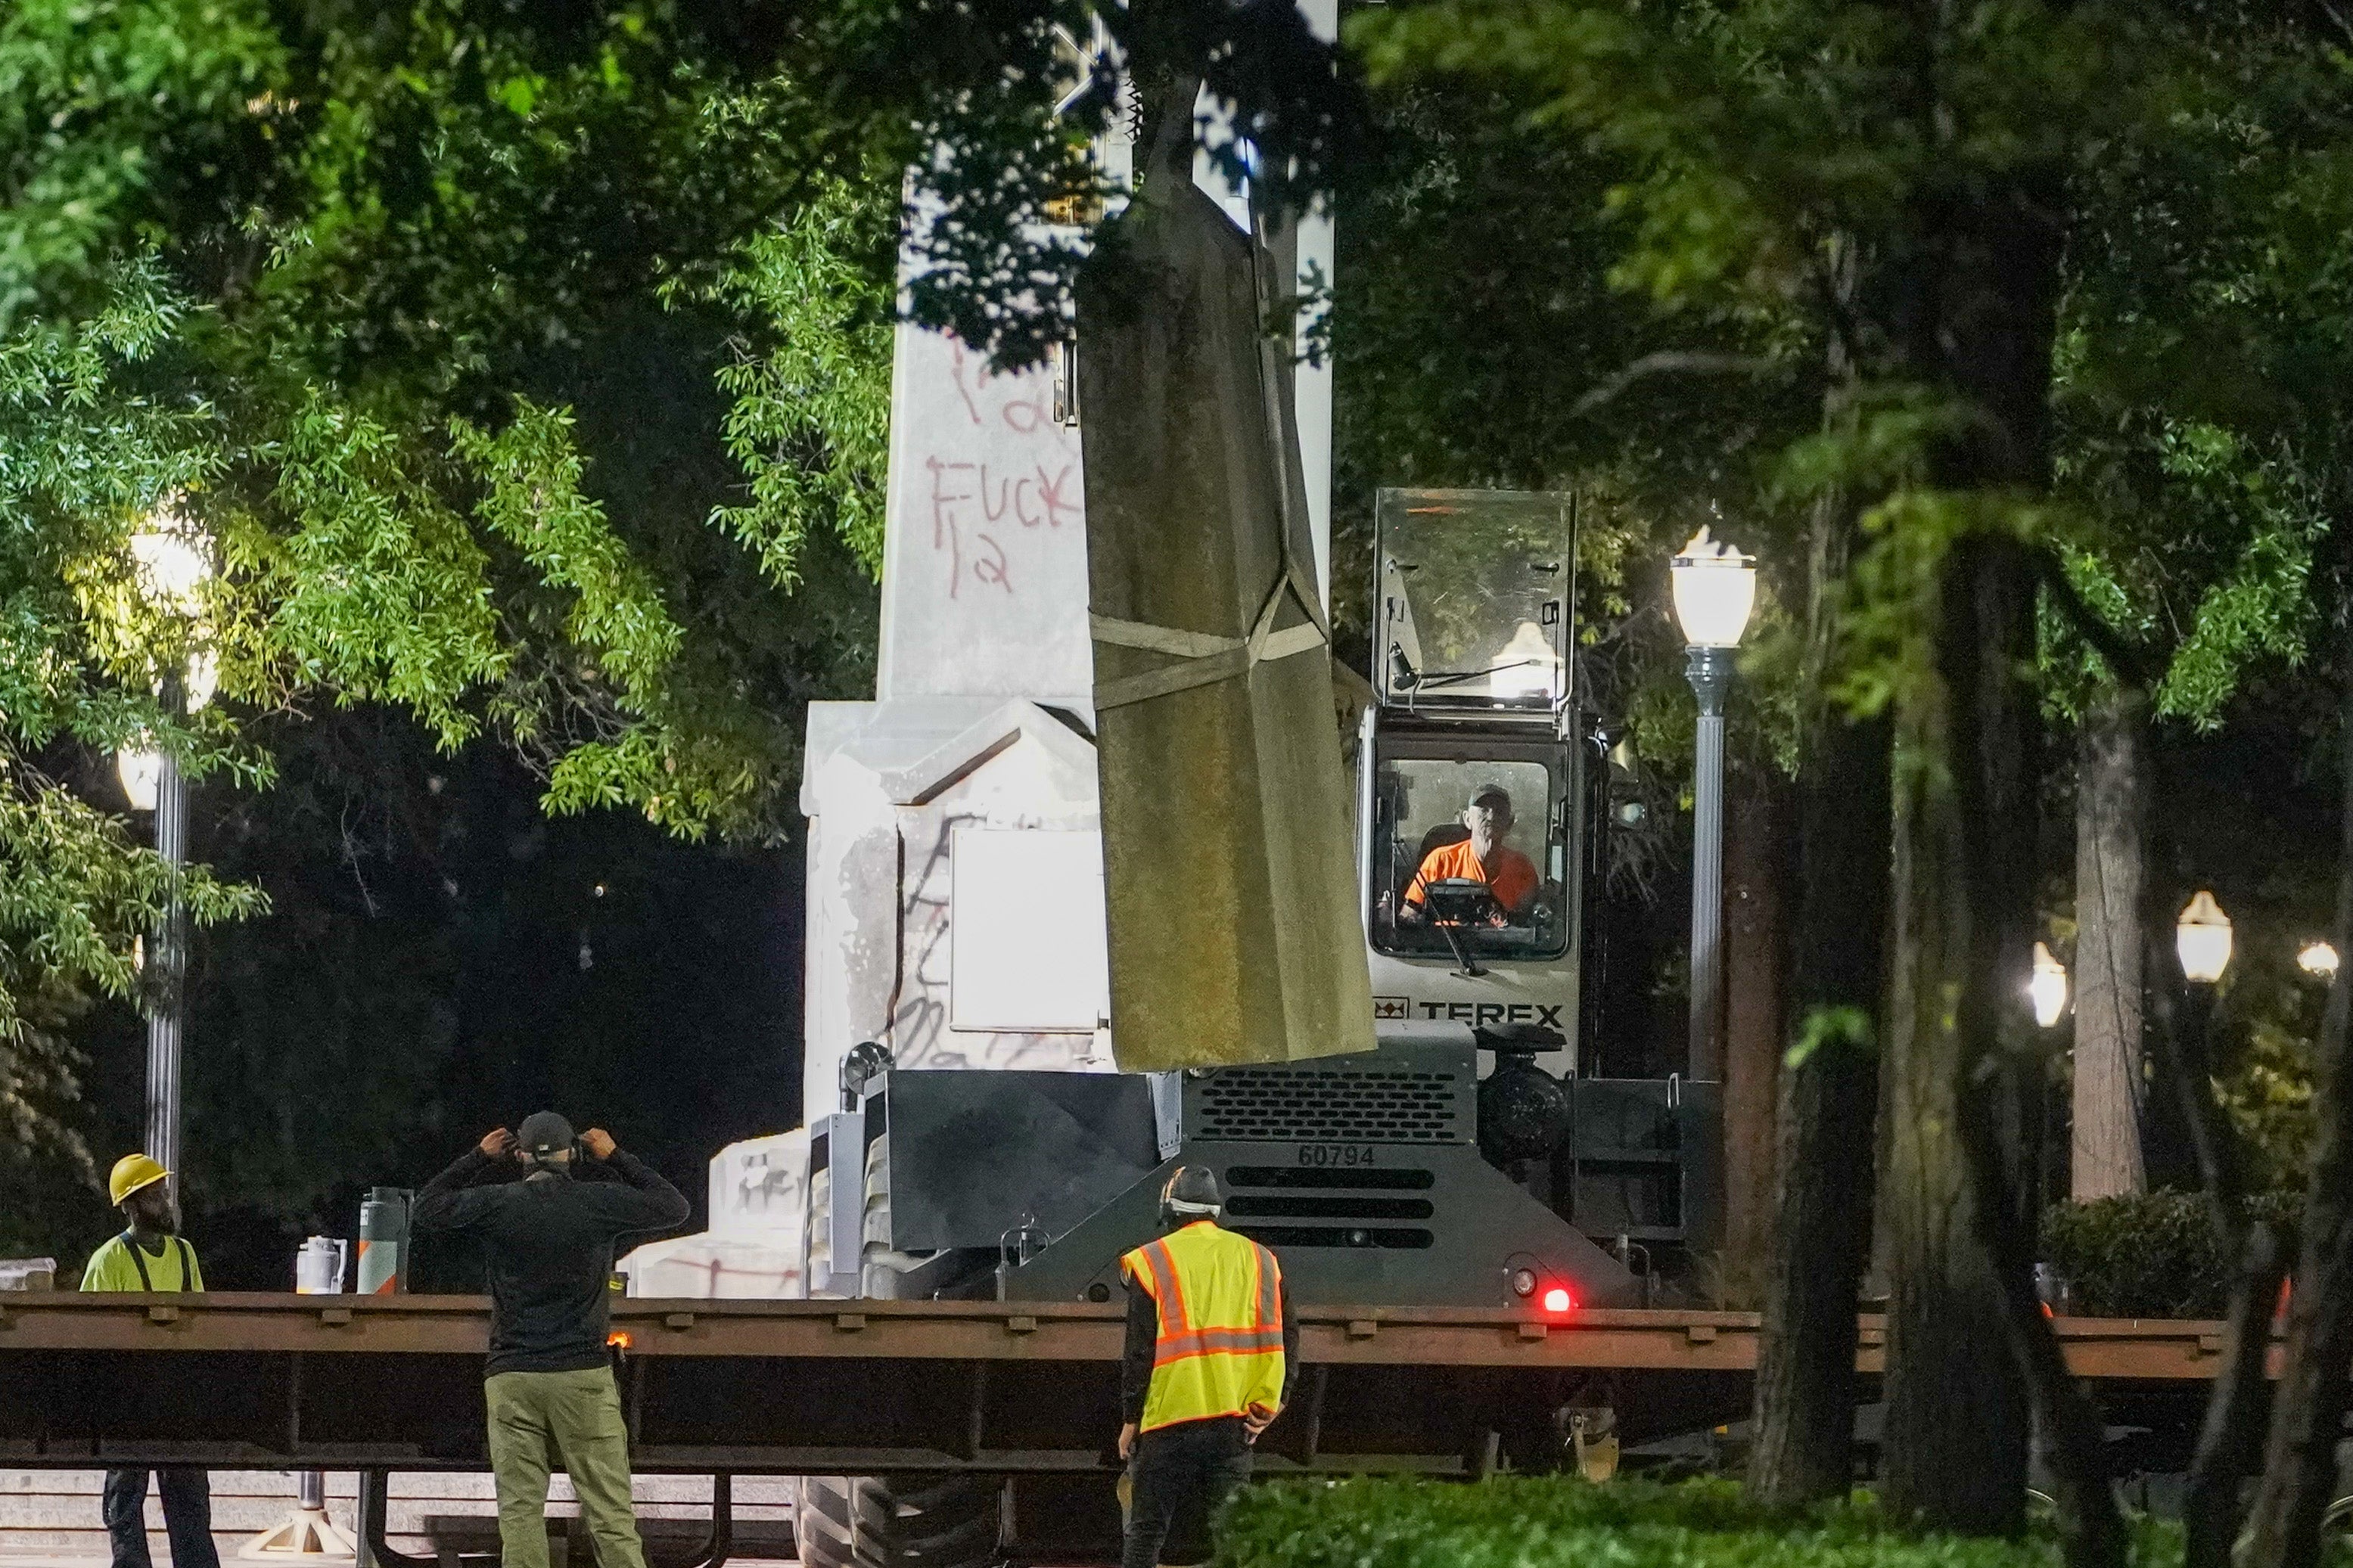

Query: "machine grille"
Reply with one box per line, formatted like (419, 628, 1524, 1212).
(1220, 1164, 1441, 1250)
(1190, 1067, 1466, 1144)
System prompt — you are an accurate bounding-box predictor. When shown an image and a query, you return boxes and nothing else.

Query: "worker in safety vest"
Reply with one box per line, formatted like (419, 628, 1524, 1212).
(1115, 1166, 1297, 1568)
(82, 1153, 221, 1568)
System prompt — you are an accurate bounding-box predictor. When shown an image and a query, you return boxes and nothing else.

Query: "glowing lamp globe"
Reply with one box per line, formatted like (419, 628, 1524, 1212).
(2028, 941, 2069, 1029)
(1670, 527, 1757, 649)
(117, 745, 164, 812)
(2176, 891, 2234, 986)
(2300, 941, 2340, 979)
(129, 522, 212, 613)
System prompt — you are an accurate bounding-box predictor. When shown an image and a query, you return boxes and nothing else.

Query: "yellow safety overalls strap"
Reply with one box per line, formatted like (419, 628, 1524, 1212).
(120, 1232, 193, 1292)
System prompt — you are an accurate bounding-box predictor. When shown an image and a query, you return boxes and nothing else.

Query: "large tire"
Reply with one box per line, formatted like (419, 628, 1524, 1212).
(794, 1475, 1006, 1568)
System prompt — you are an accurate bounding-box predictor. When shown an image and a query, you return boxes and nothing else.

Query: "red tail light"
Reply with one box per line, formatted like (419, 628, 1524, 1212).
(1541, 1286, 1574, 1315)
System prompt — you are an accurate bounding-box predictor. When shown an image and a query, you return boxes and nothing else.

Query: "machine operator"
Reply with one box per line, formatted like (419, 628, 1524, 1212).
(1115, 1166, 1297, 1568)
(412, 1113, 688, 1568)
(1400, 784, 1539, 924)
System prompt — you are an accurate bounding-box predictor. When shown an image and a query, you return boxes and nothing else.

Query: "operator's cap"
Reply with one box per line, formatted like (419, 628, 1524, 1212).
(517, 1110, 576, 1157)
(108, 1153, 169, 1207)
(1164, 1166, 1224, 1216)
(1469, 784, 1514, 817)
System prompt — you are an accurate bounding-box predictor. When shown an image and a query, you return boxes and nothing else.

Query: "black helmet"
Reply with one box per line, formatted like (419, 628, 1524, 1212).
(1160, 1165, 1224, 1224)
(517, 1110, 576, 1162)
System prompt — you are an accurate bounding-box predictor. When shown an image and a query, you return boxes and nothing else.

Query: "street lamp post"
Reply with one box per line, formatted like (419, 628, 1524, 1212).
(1670, 526, 1757, 1078)
(2031, 941, 2070, 1030)
(146, 682, 188, 1187)
(2174, 890, 2235, 1172)
(117, 521, 211, 1194)
(2177, 890, 2234, 987)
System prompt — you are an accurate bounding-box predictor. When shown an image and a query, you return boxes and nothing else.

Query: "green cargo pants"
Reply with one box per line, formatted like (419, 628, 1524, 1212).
(484, 1366, 647, 1568)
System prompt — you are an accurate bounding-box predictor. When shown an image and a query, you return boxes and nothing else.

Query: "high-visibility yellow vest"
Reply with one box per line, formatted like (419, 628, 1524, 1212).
(1121, 1222, 1285, 1434)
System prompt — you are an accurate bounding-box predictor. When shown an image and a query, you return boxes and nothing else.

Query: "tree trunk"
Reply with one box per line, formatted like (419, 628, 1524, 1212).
(1722, 759, 1792, 1304)
(2072, 687, 2148, 1200)
(2184, 1220, 2285, 1568)
(1880, 555, 2033, 1538)
(1939, 536, 2128, 1568)
(1746, 249, 1891, 1498)
(2241, 609, 2353, 1568)
(1882, 146, 2106, 1547)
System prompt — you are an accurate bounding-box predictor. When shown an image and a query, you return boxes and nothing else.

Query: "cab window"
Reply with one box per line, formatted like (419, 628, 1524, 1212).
(1369, 757, 1567, 960)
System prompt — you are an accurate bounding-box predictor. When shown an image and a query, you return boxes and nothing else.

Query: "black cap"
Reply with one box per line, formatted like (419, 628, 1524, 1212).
(1164, 1166, 1224, 1213)
(517, 1110, 575, 1157)
(1469, 784, 1515, 818)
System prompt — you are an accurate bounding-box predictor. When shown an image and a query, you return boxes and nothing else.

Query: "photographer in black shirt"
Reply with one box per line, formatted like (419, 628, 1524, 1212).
(413, 1113, 687, 1568)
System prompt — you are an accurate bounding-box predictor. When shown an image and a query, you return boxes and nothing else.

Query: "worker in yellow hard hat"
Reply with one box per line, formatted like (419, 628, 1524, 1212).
(84, 1153, 218, 1568)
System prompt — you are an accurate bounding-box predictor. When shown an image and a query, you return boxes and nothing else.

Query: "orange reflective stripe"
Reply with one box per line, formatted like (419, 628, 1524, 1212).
(1157, 1327, 1286, 1352)
(1253, 1244, 1279, 1327)
(1154, 1329, 1285, 1365)
(1144, 1238, 1190, 1332)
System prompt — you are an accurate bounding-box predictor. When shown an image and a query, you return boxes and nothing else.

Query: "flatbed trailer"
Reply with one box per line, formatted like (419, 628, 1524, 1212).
(1, 1296, 2240, 1563)
(2, 1293, 2243, 1467)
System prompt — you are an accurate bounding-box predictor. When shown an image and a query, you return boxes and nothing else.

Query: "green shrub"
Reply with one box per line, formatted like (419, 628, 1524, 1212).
(1209, 1476, 2351, 1567)
(2041, 1191, 2299, 1319)
(1212, 1476, 2109, 1568)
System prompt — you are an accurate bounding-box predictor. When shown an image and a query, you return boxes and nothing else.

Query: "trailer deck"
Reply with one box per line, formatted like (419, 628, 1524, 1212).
(0, 1293, 2242, 1476)
(1, 1294, 2246, 1567)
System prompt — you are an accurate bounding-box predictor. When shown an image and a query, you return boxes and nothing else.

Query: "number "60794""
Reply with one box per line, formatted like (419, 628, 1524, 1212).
(1296, 1144, 1377, 1168)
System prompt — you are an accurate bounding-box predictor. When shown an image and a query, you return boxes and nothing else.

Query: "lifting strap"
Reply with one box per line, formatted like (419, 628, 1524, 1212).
(1090, 556, 1329, 712)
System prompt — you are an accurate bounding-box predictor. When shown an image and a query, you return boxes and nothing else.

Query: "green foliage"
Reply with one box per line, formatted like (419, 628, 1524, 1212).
(2218, 1011, 2320, 1196)
(1213, 1475, 2169, 1568)
(239, 392, 507, 745)
(455, 398, 682, 703)
(1786, 1004, 1874, 1071)
(1352, 4, 2165, 315)
(683, 175, 894, 584)
(0, 0, 284, 329)
(0, 6, 924, 1160)
(0, 259, 270, 1162)
(0, 775, 262, 1161)
(2044, 411, 2329, 731)
(1350, 0, 2353, 760)
(2041, 1191, 2299, 1320)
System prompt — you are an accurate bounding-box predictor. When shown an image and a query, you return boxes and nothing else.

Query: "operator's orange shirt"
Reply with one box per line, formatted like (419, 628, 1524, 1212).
(1403, 840, 1540, 916)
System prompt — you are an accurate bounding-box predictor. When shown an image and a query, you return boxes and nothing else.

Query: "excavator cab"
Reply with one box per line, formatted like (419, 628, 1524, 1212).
(1360, 490, 1587, 1054)
(1354, 488, 1719, 1275)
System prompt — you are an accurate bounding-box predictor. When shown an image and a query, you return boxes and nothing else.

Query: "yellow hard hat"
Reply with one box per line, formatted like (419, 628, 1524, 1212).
(108, 1153, 169, 1207)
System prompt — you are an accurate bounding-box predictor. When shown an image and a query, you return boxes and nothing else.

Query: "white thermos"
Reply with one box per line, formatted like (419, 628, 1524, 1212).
(294, 1236, 349, 1294)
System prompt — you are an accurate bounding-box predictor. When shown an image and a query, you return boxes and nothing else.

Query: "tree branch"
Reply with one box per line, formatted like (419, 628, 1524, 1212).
(1569, 351, 1781, 418)
(2034, 549, 2162, 692)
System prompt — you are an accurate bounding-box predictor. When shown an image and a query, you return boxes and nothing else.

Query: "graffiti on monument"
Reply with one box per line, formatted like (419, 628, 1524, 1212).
(915, 343, 1084, 601)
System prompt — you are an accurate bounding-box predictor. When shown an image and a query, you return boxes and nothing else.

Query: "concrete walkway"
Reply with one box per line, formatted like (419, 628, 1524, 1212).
(0, 1472, 797, 1566)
